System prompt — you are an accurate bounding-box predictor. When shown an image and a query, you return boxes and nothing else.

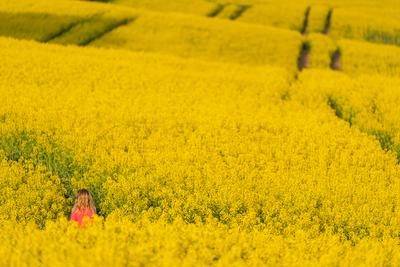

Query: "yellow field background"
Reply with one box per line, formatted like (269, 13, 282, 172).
(1, 0, 400, 266)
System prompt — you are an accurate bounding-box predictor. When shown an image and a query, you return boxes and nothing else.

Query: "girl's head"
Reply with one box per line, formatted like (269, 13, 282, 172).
(72, 189, 96, 213)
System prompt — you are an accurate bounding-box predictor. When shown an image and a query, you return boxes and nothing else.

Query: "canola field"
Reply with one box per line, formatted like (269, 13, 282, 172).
(1, 0, 400, 266)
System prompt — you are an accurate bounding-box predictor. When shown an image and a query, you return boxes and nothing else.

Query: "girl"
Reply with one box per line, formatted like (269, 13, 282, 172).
(70, 189, 96, 227)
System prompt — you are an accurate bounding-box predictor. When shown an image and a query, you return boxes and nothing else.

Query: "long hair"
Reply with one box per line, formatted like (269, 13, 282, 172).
(72, 189, 96, 213)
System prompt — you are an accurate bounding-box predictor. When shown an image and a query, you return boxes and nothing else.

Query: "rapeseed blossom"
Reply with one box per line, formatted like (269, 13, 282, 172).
(0, 37, 400, 265)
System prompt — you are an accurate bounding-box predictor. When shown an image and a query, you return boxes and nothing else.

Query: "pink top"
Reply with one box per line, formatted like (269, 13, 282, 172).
(70, 208, 95, 227)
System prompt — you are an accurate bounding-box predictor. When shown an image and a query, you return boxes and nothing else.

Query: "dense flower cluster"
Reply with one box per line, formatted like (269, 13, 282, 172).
(0, 0, 303, 69)
(1, 0, 400, 265)
(1, 36, 400, 265)
(331, 5, 400, 46)
(293, 70, 400, 162)
(2, 217, 400, 266)
(1, 0, 399, 74)
(92, 11, 301, 69)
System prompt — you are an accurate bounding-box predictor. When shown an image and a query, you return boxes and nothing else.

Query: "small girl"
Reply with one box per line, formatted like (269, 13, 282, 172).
(70, 189, 96, 227)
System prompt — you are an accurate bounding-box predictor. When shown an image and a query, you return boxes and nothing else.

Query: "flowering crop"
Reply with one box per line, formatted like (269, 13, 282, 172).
(330, 5, 400, 46)
(292, 69, 400, 163)
(1, 0, 400, 265)
(302, 34, 400, 76)
(0, 0, 302, 70)
(339, 39, 400, 76)
(111, 0, 215, 17)
(91, 11, 302, 69)
(1, 36, 400, 265)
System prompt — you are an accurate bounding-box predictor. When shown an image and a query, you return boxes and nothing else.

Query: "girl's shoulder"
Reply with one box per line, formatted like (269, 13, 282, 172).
(89, 209, 96, 216)
(71, 208, 94, 216)
(83, 208, 95, 216)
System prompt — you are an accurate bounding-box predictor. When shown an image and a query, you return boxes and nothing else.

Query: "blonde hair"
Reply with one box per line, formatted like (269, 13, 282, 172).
(72, 189, 96, 213)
